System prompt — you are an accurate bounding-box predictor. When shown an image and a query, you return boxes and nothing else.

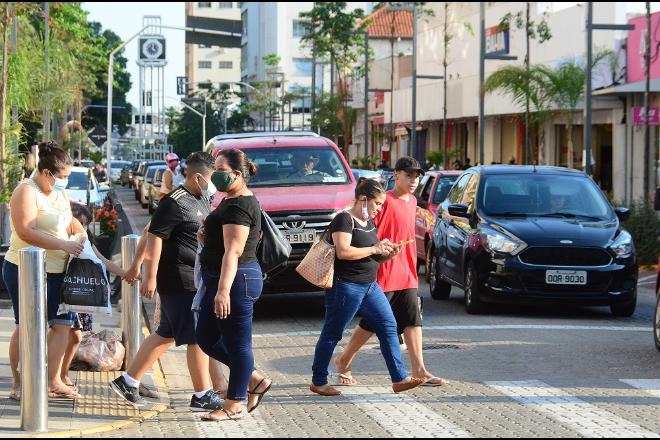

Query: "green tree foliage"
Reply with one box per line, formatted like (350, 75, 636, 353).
(82, 21, 132, 134)
(622, 199, 660, 265)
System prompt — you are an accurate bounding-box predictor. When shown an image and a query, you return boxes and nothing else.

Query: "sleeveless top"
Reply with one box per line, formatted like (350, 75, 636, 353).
(160, 168, 184, 195)
(5, 178, 72, 274)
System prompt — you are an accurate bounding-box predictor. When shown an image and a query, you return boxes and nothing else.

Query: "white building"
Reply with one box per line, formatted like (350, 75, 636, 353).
(185, 2, 242, 94)
(380, 2, 654, 202)
(240, 2, 369, 131)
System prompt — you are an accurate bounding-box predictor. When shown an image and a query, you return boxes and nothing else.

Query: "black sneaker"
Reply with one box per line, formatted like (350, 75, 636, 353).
(190, 390, 223, 412)
(110, 376, 146, 408)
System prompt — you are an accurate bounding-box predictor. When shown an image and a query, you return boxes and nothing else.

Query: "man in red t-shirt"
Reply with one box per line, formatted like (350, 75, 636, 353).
(333, 157, 445, 386)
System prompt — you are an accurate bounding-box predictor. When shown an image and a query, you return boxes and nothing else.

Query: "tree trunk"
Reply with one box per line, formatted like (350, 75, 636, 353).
(0, 3, 9, 192)
(566, 121, 574, 169)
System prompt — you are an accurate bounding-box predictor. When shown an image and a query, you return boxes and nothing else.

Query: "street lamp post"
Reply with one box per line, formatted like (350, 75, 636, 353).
(168, 97, 206, 151)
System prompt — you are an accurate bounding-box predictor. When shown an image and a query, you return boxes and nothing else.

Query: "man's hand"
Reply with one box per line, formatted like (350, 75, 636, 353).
(139, 275, 157, 299)
(123, 262, 142, 286)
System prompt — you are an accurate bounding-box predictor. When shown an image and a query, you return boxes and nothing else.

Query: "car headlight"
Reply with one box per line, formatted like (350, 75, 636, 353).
(610, 230, 634, 258)
(480, 228, 527, 255)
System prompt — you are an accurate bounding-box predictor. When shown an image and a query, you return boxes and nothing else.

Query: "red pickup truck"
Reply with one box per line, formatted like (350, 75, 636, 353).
(413, 170, 463, 281)
(207, 131, 356, 293)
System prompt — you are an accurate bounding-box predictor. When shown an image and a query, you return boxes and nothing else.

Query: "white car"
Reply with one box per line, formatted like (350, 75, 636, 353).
(109, 160, 131, 184)
(65, 166, 109, 209)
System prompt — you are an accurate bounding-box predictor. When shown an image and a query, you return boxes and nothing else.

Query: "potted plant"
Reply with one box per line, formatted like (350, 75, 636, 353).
(94, 199, 119, 259)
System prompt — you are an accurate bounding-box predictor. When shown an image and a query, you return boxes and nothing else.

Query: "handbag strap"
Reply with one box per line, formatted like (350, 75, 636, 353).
(321, 211, 355, 244)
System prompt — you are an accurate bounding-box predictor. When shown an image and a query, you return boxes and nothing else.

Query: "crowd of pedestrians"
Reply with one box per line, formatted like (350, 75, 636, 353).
(2, 141, 442, 422)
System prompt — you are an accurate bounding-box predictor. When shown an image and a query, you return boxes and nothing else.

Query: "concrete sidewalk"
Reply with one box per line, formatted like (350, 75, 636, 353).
(0, 300, 168, 437)
(0, 188, 170, 437)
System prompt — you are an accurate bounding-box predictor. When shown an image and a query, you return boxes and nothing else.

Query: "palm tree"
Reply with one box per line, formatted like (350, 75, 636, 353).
(482, 65, 551, 164)
(535, 50, 612, 169)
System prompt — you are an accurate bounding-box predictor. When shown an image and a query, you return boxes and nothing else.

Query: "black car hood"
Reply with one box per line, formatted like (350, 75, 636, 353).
(483, 215, 619, 248)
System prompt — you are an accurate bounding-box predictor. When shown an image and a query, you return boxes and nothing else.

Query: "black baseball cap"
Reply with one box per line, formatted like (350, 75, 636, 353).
(394, 156, 425, 176)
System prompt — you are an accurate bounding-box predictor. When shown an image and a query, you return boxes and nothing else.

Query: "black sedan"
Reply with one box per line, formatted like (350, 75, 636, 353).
(428, 166, 638, 316)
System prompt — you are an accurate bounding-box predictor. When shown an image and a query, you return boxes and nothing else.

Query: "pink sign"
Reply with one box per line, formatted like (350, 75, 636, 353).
(627, 13, 660, 83)
(633, 106, 660, 126)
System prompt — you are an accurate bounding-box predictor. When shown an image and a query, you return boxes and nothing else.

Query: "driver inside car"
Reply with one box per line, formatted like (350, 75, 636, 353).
(288, 152, 331, 181)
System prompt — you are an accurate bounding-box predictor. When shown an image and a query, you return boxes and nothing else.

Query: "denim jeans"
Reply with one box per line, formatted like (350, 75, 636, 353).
(311, 278, 408, 386)
(195, 262, 263, 401)
(2, 260, 76, 327)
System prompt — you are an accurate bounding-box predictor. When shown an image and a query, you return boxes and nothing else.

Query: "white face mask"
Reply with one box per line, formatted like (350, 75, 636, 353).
(361, 200, 370, 221)
(49, 172, 68, 191)
(198, 175, 217, 201)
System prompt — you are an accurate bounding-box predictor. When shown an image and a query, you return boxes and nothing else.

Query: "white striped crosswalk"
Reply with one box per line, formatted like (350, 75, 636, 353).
(485, 380, 660, 438)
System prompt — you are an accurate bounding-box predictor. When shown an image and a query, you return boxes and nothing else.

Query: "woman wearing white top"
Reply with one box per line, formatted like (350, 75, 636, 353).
(159, 152, 184, 200)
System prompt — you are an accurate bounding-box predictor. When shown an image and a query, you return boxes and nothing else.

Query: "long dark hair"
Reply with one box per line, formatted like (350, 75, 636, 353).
(355, 177, 386, 200)
(37, 141, 72, 174)
(217, 149, 257, 182)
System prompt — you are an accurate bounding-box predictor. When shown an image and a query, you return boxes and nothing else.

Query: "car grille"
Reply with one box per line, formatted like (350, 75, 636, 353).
(268, 210, 336, 261)
(519, 247, 612, 267)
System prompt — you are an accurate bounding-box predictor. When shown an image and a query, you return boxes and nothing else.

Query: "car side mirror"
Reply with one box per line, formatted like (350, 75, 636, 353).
(448, 203, 470, 218)
(614, 207, 630, 222)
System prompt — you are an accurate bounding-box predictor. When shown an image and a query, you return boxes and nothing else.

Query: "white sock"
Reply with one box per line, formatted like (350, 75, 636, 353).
(194, 388, 212, 399)
(122, 373, 140, 389)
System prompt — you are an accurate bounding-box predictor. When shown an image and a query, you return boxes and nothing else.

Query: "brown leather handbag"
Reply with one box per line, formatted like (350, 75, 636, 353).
(296, 228, 336, 289)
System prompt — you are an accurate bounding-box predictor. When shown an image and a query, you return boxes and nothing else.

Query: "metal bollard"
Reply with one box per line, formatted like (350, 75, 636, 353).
(18, 247, 48, 432)
(121, 235, 142, 367)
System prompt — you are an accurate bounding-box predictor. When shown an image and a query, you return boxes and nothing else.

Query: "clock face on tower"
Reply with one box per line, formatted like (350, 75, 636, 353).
(139, 38, 165, 61)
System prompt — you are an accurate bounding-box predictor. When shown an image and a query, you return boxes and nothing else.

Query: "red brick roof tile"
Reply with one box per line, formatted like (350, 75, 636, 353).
(362, 6, 413, 38)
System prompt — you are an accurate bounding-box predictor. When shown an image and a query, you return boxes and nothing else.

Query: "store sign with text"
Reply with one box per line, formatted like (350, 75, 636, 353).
(633, 106, 660, 126)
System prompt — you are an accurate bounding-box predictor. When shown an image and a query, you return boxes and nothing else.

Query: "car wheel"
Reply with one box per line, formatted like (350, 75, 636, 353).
(654, 294, 660, 352)
(464, 261, 484, 314)
(134, 190, 140, 201)
(610, 291, 637, 317)
(429, 246, 451, 300)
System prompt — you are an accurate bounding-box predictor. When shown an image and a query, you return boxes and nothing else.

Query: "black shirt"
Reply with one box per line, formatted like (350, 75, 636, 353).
(149, 185, 210, 295)
(201, 195, 261, 273)
(329, 212, 380, 284)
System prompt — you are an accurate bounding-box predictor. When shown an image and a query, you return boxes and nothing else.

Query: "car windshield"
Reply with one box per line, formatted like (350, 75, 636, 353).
(66, 171, 90, 190)
(479, 174, 612, 220)
(146, 167, 162, 179)
(238, 147, 351, 187)
(111, 161, 130, 169)
(432, 176, 459, 204)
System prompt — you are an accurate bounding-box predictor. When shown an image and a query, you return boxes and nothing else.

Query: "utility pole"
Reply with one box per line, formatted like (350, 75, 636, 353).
(443, 2, 449, 169)
(43, 2, 49, 142)
(364, 32, 369, 158)
(525, 2, 531, 165)
(644, 1, 651, 200)
(411, 5, 417, 158)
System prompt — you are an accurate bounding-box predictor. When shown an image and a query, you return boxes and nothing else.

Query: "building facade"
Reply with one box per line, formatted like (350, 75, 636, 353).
(185, 2, 242, 94)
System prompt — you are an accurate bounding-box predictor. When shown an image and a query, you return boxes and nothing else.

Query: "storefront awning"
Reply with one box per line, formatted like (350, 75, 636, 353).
(593, 78, 660, 95)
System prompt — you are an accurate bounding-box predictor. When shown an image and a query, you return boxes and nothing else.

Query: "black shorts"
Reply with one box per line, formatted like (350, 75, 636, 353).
(359, 288, 422, 335)
(155, 292, 197, 346)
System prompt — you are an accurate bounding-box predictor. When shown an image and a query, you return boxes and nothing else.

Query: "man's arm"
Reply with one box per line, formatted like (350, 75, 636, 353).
(139, 233, 162, 299)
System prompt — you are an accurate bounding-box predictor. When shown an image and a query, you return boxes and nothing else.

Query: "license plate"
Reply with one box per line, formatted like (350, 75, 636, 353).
(545, 270, 587, 285)
(284, 229, 316, 244)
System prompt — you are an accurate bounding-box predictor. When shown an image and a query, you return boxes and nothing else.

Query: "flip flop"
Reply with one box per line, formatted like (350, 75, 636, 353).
(48, 388, 81, 400)
(330, 372, 358, 386)
(8, 389, 20, 401)
(421, 376, 447, 387)
(247, 378, 272, 413)
(201, 408, 244, 422)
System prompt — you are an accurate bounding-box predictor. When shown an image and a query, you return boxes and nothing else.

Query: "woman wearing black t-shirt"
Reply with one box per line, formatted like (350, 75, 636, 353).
(196, 149, 272, 422)
(310, 179, 425, 397)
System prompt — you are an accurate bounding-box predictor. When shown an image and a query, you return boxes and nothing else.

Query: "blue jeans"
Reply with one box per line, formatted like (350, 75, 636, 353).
(195, 262, 263, 401)
(2, 260, 76, 327)
(311, 278, 408, 386)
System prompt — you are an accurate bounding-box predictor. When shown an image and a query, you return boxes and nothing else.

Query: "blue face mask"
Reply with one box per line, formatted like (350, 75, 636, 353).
(50, 172, 68, 191)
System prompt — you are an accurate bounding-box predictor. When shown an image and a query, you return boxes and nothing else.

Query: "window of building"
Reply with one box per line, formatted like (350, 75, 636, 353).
(218, 2, 232, 8)
(198, 44, 212, 49)
(218, 61, 233, 69)
(292, 20, 308, 38)
(198, 61, 212, 69)
(197, 2, 211, 8)
(292, 58, 313, 77)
